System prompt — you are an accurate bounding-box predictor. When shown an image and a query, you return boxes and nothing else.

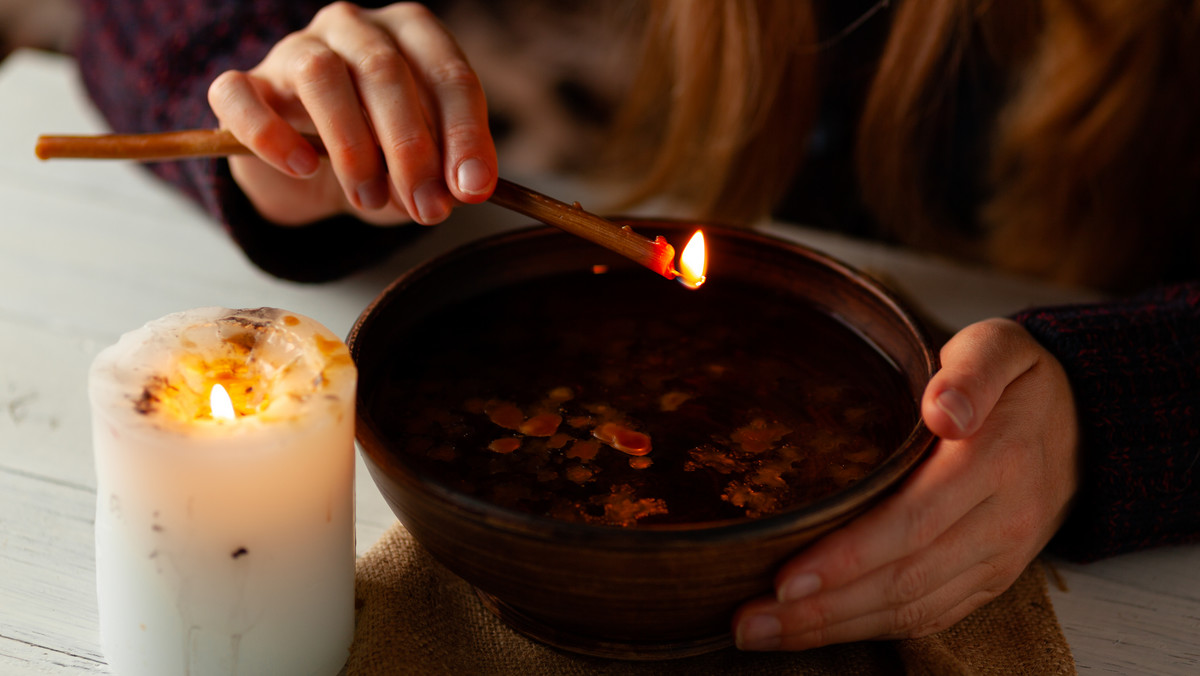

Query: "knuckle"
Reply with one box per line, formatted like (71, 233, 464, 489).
(982, 583, 1008, 604)
(805, 626, 833, 650)
(798, 595, 838, 632)
(979, 557, 1018, 592)
(887, 562, 928, 606)
(814, 598, 840, 631)
(314, 1, 358, 24)
(384, 131, 437, 159)
(891, 601, 928, 636)
(390, 2, 436, 22)
(355, 48, 404, 82)
(206, 70, 243, 108)
(945, 318, 1033, 368)
(263, 33, 302, 64)
(441, 119, 484, 149)
(909, 616, 951, 638)
(426, 59, 481, 91)
(240, 124, 278, 151)
(962, 317, 1017, 344)
(933, 345, 989, 390)
(329, 137, 380, 169)
(289, 47, 344, 84)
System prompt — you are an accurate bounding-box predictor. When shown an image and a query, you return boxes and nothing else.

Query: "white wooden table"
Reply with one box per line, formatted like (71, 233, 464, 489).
(1, 49, 1197, 674)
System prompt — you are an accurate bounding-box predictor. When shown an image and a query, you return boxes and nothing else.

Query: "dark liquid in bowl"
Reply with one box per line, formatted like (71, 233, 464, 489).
(368, 270, 915, 527)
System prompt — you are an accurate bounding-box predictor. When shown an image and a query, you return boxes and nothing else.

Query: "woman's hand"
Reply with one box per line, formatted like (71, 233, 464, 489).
(207, 2, 496, 226)
(733, 318, 1080, 650)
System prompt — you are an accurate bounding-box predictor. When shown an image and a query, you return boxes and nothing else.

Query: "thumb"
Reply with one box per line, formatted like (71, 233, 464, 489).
(921, 318, 1042, 440)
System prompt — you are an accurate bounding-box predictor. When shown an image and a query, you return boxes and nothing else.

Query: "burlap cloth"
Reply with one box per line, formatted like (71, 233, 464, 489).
(346, 521, 1075, 675)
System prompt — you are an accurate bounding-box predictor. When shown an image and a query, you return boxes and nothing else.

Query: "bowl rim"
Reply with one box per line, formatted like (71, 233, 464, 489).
(349, 220, 939, 548)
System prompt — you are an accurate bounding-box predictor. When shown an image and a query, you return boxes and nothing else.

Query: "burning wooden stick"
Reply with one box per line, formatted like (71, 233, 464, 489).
(35, 129, 700, 282)
(488, 179, 679, 280)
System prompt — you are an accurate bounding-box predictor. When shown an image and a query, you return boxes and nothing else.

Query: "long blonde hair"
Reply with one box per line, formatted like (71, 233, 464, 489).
(983, 0, 1200, 289)
(611, 0, 1200, 291)
(607, 0, 818, 223)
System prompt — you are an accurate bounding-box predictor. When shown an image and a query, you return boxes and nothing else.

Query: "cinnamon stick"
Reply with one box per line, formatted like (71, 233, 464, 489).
(34, 129, 680, 279)
(35, 129, 326, 161)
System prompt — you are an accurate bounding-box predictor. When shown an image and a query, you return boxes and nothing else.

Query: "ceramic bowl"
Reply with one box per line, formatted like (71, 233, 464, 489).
(348, 220, 938, 659)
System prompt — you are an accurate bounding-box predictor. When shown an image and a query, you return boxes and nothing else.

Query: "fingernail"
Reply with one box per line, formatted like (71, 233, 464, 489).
(736, 614, 782, 651)
(286, 146, 319, 177)
(456, 157, 493, 195)
(356, 177, 389, 210)
(412, 180, 451, 224)
(777, 573, 821, 603)
(936, 389, 974, 433)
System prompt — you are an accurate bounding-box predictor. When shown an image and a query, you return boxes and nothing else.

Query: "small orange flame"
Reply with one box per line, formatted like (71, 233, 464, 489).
(678, 230, 707, 289)
(210, 383, 236, 421)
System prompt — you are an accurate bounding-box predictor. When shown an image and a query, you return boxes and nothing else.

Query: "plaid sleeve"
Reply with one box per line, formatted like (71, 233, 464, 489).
(73, 0, 425, 282)
(1014, 281, 1200, 562)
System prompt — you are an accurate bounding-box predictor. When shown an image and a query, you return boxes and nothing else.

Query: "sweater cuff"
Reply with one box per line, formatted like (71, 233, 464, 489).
(204, 158, 425, 283)
(1014, 283, 1200, 562)
(136, 155, 425, 283)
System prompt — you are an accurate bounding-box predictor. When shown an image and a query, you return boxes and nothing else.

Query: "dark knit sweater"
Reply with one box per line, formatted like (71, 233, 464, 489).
(1016, 284, 1200, 561)
(75, 0, 1200, 562)
(75, 0, 422, 282)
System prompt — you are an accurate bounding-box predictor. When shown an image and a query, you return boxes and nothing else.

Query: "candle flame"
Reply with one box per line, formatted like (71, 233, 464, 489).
(210, 383, 236, 421)
(678, 230, 707, 289)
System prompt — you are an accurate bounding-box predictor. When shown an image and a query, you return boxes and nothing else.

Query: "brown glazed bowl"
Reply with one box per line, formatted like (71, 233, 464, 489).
(348, 220, 938, 660)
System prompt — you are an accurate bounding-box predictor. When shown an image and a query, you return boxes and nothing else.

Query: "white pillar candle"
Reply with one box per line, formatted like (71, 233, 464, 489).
(89, 307, 356, 676)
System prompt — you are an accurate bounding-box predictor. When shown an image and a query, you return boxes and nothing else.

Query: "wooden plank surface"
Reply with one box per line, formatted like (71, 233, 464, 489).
(1, 49, 1197, 675)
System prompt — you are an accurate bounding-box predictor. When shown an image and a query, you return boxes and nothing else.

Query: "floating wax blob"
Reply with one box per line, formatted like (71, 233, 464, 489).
(89, 307, 356, 676)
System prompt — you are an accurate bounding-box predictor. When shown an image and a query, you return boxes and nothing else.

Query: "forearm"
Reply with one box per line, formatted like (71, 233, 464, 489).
(1015, 281, 1200, 562)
